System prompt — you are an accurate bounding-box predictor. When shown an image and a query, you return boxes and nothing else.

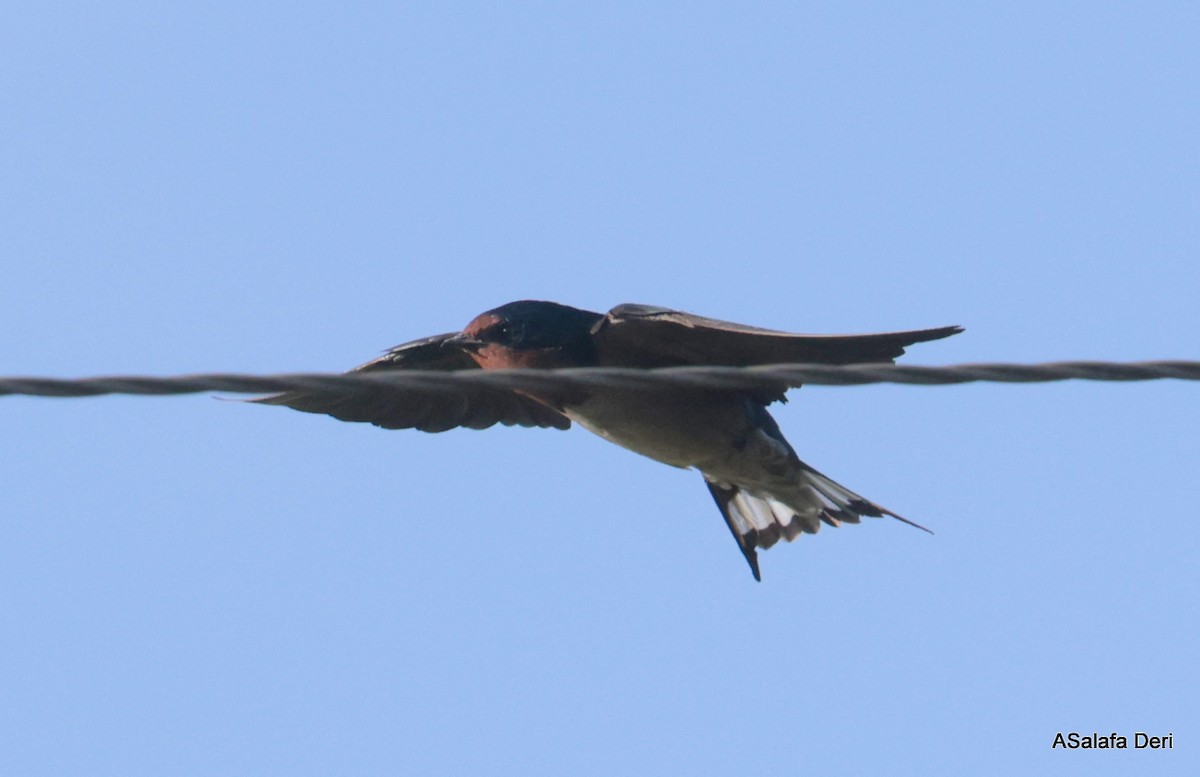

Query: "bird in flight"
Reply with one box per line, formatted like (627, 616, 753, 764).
(257, 301, 961, 580)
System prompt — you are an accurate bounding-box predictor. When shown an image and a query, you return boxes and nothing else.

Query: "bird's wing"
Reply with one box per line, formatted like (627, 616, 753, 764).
(252, 332, 571, 432)
(592, 304, 963, 367)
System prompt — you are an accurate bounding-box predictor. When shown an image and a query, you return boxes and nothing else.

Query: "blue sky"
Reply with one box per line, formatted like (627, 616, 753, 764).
(2, 3, 1197, 775)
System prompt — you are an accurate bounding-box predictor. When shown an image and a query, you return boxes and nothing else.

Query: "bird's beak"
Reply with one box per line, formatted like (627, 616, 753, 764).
(443, 332, 485, 352)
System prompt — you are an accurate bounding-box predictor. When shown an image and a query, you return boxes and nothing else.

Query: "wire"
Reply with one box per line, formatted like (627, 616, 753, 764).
(1, 361, 1198, 399)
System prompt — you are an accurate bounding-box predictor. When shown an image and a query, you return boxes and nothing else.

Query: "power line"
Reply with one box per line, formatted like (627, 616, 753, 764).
(2, 360, 1198, 399)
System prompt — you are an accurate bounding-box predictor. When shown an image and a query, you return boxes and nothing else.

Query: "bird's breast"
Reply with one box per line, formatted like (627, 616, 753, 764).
(564, 389, 752, 470)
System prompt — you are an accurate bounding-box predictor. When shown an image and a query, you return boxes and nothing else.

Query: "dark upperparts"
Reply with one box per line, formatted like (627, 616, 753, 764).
(590, 305, 963, 368)
(253, 301, 963, 433)
(465, 300, 606, 353)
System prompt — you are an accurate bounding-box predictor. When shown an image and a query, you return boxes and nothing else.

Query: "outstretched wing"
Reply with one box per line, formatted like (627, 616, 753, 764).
(253, 333, 571, 433)
(593, 304, 962, 368)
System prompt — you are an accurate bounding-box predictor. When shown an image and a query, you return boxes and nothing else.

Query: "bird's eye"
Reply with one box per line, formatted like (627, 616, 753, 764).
(487, 323, 512, 343)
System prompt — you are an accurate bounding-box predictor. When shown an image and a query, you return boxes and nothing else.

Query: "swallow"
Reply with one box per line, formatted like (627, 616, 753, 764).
(256, 301, 961, 580)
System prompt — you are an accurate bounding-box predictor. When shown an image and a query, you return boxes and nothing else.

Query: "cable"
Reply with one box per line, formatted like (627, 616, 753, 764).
(2, 361, 1198, 399)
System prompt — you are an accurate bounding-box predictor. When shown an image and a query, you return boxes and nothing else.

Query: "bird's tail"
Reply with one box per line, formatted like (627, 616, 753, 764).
(705, 464, 931, 581)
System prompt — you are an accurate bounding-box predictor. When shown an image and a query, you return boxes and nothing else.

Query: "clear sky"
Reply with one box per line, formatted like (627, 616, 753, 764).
(2, 3, 1197, 775)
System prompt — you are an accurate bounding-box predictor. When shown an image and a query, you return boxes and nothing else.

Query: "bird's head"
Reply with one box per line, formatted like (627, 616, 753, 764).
(449, 300, 605, 369)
